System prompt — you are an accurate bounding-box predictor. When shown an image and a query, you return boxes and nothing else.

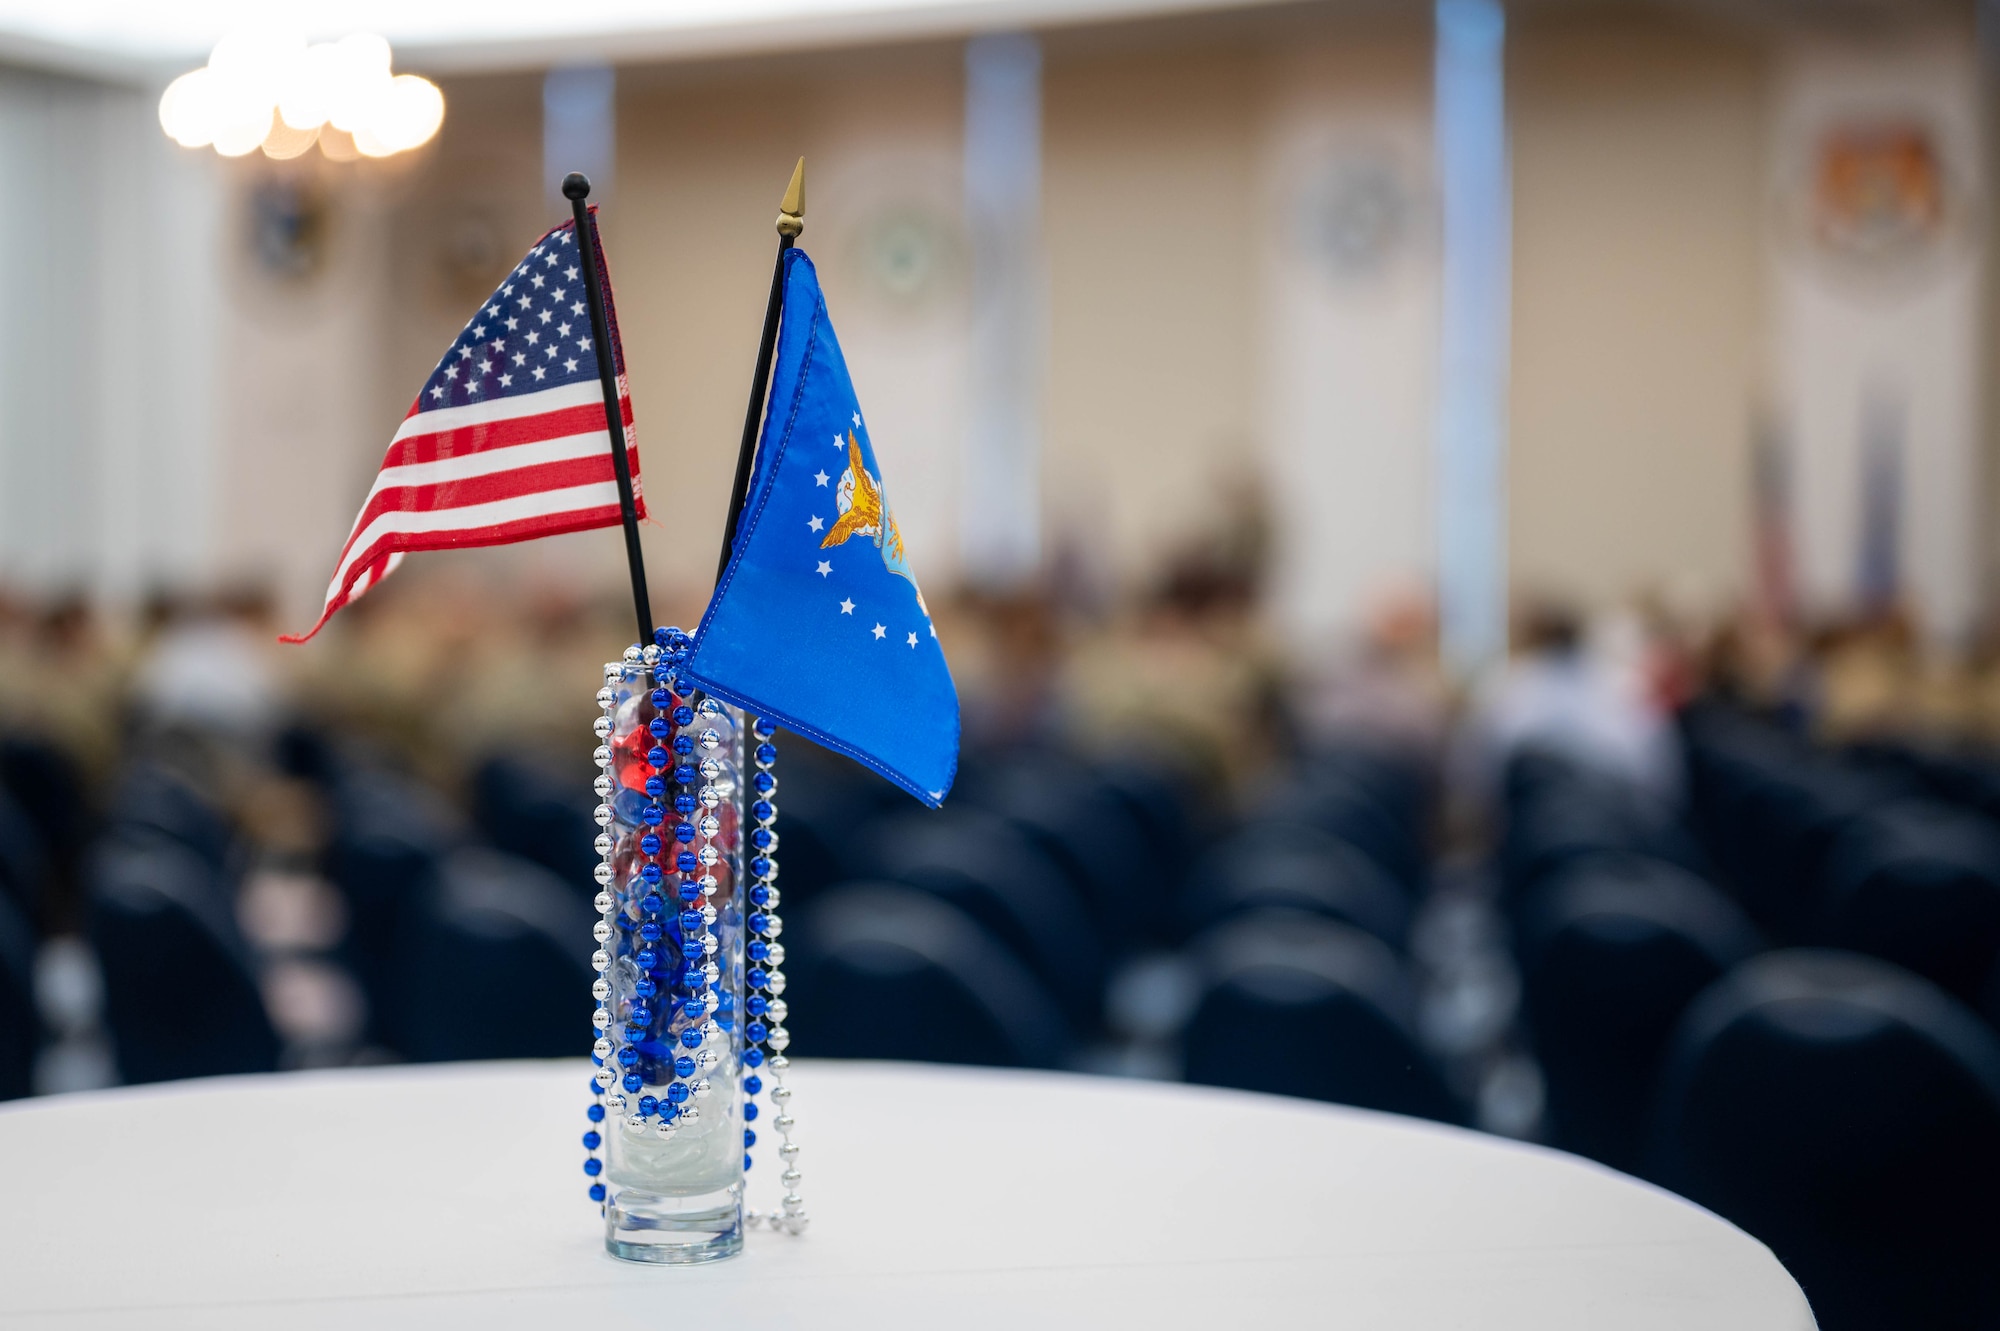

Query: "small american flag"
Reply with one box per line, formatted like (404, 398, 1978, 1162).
(283, 210, 643, 642)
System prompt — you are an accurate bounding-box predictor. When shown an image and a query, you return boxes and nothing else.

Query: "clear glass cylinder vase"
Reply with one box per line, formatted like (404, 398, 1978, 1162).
(591, 656, 747, 1263)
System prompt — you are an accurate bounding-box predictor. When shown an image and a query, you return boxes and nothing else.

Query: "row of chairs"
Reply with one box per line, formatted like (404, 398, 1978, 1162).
(25, 718, 1454, 1138)
(52, 733, 1215, 1083)
(778, 739, 1464, 1123)
(1685, 706, 2000, 1013)
(0, 735, 89, 1098)
(1505, 724, 2000, 1331)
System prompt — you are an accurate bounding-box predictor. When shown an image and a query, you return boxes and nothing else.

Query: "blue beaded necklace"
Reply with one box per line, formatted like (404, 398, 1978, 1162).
(581, 628, 805, 1233)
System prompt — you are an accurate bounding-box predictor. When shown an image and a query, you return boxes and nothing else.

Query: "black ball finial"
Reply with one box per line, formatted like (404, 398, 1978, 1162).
(562, 172, 591, 201)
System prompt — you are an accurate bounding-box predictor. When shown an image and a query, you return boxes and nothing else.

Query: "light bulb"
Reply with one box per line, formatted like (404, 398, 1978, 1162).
(361, 75, 444, 154)
(326, 33, 394, 134)
(158, 67, 216, 147)
(279, 43, 340, 131)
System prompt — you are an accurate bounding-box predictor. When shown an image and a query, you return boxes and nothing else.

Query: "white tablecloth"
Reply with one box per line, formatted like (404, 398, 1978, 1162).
(0, 1060, 1812, 1329)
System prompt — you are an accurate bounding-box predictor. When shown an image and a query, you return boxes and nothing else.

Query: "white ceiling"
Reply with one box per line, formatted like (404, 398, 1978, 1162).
(0, 0, 1307, 82)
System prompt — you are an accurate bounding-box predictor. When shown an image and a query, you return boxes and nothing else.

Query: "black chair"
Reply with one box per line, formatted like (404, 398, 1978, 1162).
(0, 735, 87, 860)
(765, 742, 894, 909)
(0, 887, 36, 1100)
(1647, 949, 2000, 1331)
(1516, 855, 1760, 1172)
(325, 770, 458, 1054)
(961, 750, 1164, 950)
(0, 734, 82, 915)
(110, 762, 237, 871)
(1822, 800, 2000, 1009)
(90, 834, 279, 1084)
(400, 848, 596, 1062)
(1095, 751, 1202, 880)
(0, 789, 49, 923)
(1683, 713, 1906, 941)
(1500, 748, 1700, 908)
(470, 754, 599, 898)
(785, 884, 1071, 1068)
(859, 809, 1104, 1027)
(1185, 823, 1412, 951)
(1264, 746, 1431, 893)
(1179, 910, 1462, 1123)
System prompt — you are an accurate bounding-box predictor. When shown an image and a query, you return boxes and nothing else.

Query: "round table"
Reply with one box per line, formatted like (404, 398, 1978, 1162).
(0, 1060, 1811, 1328)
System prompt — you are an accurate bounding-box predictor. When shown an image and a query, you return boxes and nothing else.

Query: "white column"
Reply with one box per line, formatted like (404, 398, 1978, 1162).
(544, 65, 615, 207)
(1433, 0, 1511, 675)
(961, 33, 1044, 591)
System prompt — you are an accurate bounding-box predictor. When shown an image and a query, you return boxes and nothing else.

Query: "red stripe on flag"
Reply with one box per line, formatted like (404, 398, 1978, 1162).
(330, 451, 637, 566)
(383, 396, 635, 469)
(282, 498, 629, 644)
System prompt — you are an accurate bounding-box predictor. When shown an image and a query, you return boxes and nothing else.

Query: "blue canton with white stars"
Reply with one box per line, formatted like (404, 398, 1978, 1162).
(416, 221, 612, 413)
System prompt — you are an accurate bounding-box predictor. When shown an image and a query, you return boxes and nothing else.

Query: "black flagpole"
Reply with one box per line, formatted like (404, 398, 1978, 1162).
(714, 157, 805, 587)
(563, 171, 654, 648)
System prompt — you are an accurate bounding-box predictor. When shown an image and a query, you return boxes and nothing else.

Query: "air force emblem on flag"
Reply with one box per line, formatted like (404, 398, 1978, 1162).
(821, 430, 926, 613)
(682, 250, 959, 805)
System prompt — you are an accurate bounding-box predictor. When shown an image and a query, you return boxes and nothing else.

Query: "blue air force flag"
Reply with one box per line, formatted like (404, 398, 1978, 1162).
(682, 250, 960, 806)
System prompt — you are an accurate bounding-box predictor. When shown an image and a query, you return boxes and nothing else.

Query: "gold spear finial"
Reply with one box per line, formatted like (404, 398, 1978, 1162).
(777, 157, 805, 238)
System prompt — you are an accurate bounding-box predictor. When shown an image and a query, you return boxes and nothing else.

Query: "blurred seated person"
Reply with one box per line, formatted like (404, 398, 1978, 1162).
(1293, 580, 1449, 764)
(1461, 599, 1683, 812)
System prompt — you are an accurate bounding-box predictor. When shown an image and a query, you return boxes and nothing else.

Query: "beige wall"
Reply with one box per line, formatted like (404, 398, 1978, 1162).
(1506, 13, 1767, 615)
(199, 6, 1861, 640)
(1042, 39, 1260, 592)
